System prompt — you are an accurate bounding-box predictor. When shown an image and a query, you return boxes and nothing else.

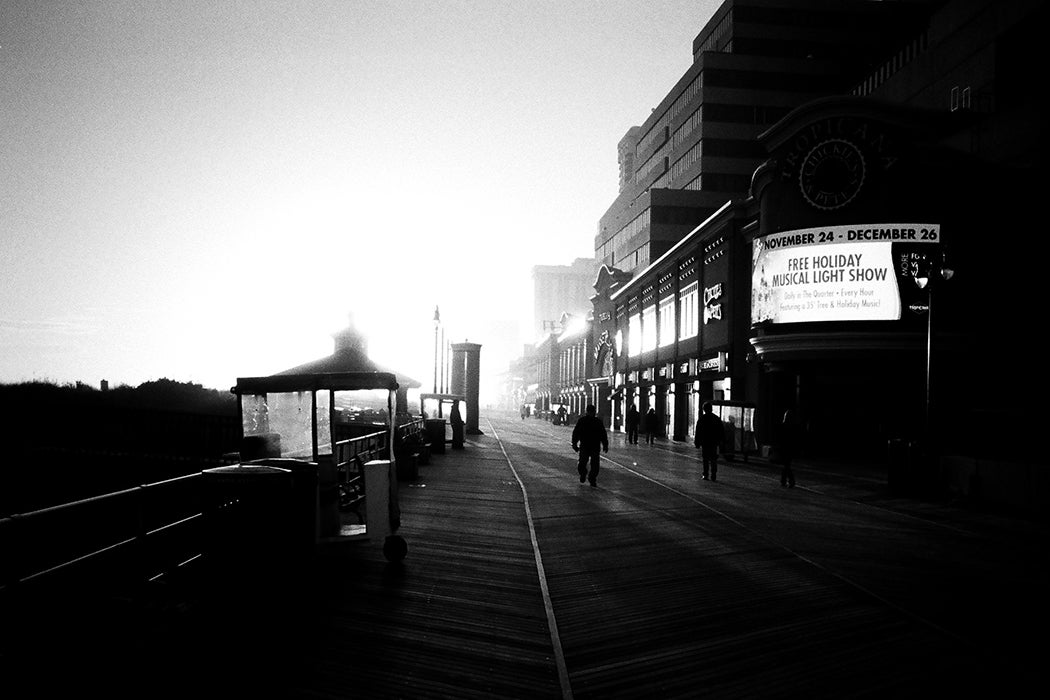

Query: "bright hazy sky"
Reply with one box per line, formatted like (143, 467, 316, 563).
(1, 0, 720, 394)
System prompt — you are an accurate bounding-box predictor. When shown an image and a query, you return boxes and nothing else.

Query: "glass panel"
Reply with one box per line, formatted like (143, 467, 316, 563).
(334, 389, 391, 441)
(315, 390, 331, 457)
(267, 391, 314, 459)
(241, 393, 270, 436)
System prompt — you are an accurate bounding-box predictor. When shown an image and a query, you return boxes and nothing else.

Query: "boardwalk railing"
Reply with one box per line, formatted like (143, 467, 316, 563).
(0, 427, 414, 598)
(0, 471, 208, 595)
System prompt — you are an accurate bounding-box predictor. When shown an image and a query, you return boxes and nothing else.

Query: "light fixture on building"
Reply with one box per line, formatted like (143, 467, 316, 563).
(911, 250, 954, 447)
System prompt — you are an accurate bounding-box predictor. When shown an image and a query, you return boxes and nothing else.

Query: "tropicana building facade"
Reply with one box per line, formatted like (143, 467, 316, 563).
(587, 0, 1043, 506)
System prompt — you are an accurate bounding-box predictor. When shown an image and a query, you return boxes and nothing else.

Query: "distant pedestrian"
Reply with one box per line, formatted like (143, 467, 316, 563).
(557, 405, 567, 426)
(625, 404, 640, 444)
(572, 404, 608, 487)
(450, 401, 465, 449)
(644, 407, 659, 445)
(774, 409, 800, 488)
(694, 402, 725, 481)
(521, 404, 527, 420)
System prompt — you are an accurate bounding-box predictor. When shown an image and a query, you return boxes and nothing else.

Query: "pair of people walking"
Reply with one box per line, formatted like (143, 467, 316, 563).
(624, 404, 660, 445)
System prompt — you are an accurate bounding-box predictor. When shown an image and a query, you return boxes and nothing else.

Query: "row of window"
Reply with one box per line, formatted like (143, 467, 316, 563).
(640, 135, 767, 187)
(670, 141, 702, 182)
(636, 147, 668, 186)
(704, 67, 839, 92)
(669, 72, 704, 122)
(693, 8, 733, 58)
(622, 280, 701, 357)
(672, 106, 703, 150)
(851, 31, 927, 97)
(684, 172, 752, 193)
(632, 91, 796, 190)
(666, 102, 791, 165)
(703, 102, 792, 126)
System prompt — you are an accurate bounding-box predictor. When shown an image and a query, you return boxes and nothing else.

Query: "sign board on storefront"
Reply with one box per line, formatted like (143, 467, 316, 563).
(698, 352, 727, 373)
(752, 223, 941, 324)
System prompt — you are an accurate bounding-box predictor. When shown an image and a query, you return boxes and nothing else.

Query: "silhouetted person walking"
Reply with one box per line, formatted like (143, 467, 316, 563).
(625, 404, 640, 444)
(775, 409, 800, 487)
(450, 401, 465, 449)
(572, 404, 608, 487)
(694, 402, 725, 481)
(644, 407, 659, 444)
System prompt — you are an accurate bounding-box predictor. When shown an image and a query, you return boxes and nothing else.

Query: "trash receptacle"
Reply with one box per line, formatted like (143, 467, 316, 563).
(425, 419, 447, 454)
(244, 458, 319, 551)
(202, 463, 294, 577)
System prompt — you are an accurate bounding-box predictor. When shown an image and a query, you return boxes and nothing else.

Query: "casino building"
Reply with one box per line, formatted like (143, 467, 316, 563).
(590, 0, 1042, 477)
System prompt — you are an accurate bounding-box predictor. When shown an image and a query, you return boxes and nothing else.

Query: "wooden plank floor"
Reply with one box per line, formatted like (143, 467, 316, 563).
(5, 416, 1044, 699)
(180, 438, 564, 699)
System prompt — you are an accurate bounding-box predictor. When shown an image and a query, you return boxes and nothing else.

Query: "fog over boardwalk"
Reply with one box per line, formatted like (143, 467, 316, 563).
(7, 411, 1044, 698)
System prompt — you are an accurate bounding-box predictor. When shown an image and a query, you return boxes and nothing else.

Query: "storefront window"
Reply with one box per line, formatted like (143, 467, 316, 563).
(627, 314, 641, 356)
(642, 305, 657, 352)
(659, 297, 675, 347)
(679, 282, 698, 340)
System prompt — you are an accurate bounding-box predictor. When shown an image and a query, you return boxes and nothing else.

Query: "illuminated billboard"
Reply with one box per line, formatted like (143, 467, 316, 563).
(752, 223, 941, 324)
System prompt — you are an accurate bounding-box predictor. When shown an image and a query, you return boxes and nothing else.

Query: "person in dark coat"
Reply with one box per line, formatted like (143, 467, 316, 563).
(450, 401, 465, 449)
(644, 407, 659, 444)
(694, 402, 725, 481)
(775, 409, 800, 487)
(625, 404, 640, 444)
(572, 404, 609, 487)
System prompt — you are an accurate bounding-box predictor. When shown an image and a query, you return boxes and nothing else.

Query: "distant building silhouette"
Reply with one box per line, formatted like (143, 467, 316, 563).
(532, 257, 597, 340)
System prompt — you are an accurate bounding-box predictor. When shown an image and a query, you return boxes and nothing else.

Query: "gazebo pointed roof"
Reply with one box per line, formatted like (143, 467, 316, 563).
(275, 313, 422, 389)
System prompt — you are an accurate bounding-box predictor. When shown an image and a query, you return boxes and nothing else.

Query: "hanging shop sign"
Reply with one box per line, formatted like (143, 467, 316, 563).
(594, 329, 614, 362)
(752, 223, 940, 324)
(703, 282, 724, 324)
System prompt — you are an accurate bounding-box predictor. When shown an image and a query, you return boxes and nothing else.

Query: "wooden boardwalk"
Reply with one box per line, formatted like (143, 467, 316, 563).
(6, 412, 1046, 698)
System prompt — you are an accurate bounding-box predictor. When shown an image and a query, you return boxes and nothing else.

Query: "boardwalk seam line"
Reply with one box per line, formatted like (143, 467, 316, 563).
(488, 419, 574, 700)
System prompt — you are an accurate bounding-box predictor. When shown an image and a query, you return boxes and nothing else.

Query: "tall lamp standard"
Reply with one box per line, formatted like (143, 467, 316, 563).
(433, 306, 441, 393)
(911, 251, 954, 447)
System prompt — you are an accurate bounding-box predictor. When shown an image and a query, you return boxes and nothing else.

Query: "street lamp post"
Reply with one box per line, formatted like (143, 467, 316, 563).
(433, 306, 441, 393)
(911, 251, 954, 446)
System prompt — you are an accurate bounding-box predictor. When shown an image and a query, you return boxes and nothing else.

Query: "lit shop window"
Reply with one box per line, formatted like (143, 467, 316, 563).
(659, 297, 675, 347)
(641, 305, 657, 352)
(627, 314, 641, 357)
(679, 282, 698, 340)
